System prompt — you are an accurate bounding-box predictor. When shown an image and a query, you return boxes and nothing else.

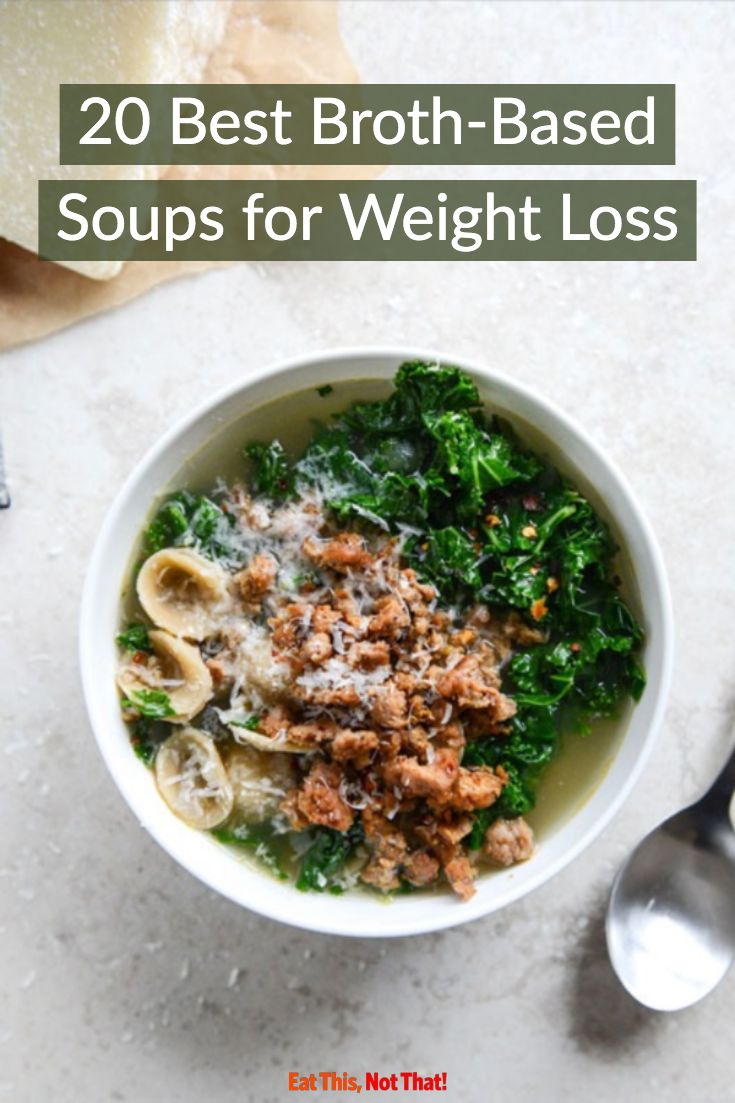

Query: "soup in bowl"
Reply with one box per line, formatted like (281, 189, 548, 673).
(80, 349, 673, 937)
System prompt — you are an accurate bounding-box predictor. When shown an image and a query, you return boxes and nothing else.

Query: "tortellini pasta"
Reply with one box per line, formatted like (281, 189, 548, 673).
(224, 744, 294, 823)
(117, 628, 213, 722)
(155, 728, 233, 829)
(136, 547, 229, 641)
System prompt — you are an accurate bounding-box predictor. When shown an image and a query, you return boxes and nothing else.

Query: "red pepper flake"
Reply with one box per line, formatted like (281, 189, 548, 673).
(570, 642, 581, 653)
(132, 650, 148, 664)
(522, 493, 541, 511)
(530, 598, 548, 621)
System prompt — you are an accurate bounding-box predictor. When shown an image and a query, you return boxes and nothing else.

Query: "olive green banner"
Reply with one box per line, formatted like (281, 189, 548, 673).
(38, 179, 696, 262)
(59, 84, 675, 166)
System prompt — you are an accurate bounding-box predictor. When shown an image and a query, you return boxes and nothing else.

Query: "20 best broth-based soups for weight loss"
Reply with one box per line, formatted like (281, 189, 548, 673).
(116, 362, 645, 901)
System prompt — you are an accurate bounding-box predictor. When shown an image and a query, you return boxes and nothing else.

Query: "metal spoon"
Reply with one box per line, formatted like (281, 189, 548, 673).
(606, 740, 735, 1011)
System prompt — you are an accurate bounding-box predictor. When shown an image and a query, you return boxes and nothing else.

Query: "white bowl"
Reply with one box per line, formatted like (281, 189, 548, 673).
(80, 347, 673, 938)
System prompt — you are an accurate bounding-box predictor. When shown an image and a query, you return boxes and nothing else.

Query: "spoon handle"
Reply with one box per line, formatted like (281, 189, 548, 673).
(701, 737, 735, 816)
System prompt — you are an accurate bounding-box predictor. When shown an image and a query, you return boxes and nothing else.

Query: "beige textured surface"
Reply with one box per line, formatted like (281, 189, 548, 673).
(1, 3, 735, 1102)
(0, 0, 359, 348)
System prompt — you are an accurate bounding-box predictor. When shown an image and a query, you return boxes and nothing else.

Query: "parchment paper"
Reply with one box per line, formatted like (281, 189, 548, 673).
(0, 0, 362, 351)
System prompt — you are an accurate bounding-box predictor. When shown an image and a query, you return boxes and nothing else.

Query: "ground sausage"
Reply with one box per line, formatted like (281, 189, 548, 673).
(403, 850, 440, 887)
(235, 553, 277, 601)
(311, 605, 342, 634)
(383, 747, 460, 799)
(483, 816, 535, 866)
(348, 640, 390, 669)
(359, 809, 408, 892)
(293, 761, 354, 831)
(370, 684, 408, 728)
(368, 595, 411, 639)
(444, 853, 477, 900)
(300, 631, 332, 666)
(258, 704, 294, 739)
(433, 766, 504, 813)
(331, 728, 379, 762)
(287, 720, 336, 747)
(303, 532, 372, 573)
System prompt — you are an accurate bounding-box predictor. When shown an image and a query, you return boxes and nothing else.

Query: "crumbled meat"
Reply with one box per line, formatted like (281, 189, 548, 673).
(270, 603, 310, 649)
(311, 605, 342, 634)
(370, 684, 408, 728)
(359, 809, 408, 892)
(289, 761, 354, 831)
(368, 595, 411, 639)
(433, 723, 465, 750)
(393, 671, 418, 695)
(444, 853, 477, 900)
(303, 532, 372, 572)
(451, 628, 477, 649)
(348, 640, 390, 669)
(300, 631, 332, 666)
(287, 720, 336, 747)
(214, 505, 544, 902)
(378, 730, 402, 760)
(333, 588, 363, 627)
(437, 815, 473, 847)
(331, 728, 379, 762)
(234, 553, 277, 602)
(415, 816, 476, 899)
(258, 704, 294, 739)
(400, 726, 431, 758)
(431, 766, 504, 813)
(396, 567, 436, 607)
(383, 747, 460, 799)
(483, 817, 535, 866)
(436, 655, 507, 711)
(298, 683, 361, 709)
(407, 693, 437, 725)
(402, 849, 440, 887)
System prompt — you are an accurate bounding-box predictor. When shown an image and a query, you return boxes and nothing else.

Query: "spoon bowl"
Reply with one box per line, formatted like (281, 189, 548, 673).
(607, 749, 735, 1011)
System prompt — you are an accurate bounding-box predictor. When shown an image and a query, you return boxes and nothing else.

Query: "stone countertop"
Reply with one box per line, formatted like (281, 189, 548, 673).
(1, 3, 734, 1101)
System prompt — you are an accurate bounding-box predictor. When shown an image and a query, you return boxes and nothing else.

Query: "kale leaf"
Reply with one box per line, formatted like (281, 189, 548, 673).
(143, 490, 240, 563)
(245, 440, 293, 500)
(296, 822, 364, 892)
(424, 410, 541, 515)
(410, 526, 483, 600)
(116, 622, 152, 653)
(130, 716, 169, 766)
(121, 689, 175, 719)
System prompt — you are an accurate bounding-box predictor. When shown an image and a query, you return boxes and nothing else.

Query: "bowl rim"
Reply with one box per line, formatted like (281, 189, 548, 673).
(79, 344, 674, 937)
